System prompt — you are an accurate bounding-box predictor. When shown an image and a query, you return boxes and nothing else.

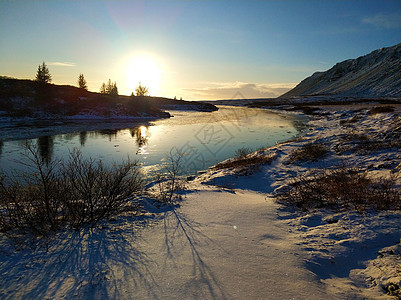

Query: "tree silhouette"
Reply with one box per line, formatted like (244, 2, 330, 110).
(35, 62, 52, 83)
(100, 79, 118, 96)
(100, 82, 107, 94)
(111, 83, 118, 96)
(109, 81, 118, 97)
(37, 135, 54, 165)
(78, 73, 88, 90)
(106, 79, 113, 94)
(135, 82, 149, 96)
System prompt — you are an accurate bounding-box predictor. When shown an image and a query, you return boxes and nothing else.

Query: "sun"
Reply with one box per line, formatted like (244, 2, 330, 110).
(126, 56, 162, 96)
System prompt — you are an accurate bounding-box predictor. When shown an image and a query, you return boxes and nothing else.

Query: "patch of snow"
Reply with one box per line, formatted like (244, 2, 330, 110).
(1, 103, 400, 299)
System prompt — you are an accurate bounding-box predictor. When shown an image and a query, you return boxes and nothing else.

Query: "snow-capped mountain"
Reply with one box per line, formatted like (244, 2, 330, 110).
(280, 43, 401, 98)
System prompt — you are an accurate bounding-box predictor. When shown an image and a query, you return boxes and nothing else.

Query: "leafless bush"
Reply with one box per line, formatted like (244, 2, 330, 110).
(0, 143, 64, 234)
(234, 147, 252, 159)
(214, 152, 276, 172)
(338, 126, 401, 154)
(289, 142, 328, 163)
(276, 167, 401, 212)
(153, 149, 186, 203)
(61, 150, 143, 228)
(0, 144, 143, 235)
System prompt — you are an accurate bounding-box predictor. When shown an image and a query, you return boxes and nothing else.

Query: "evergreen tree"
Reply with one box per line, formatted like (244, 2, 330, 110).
(110, 82, 118, 96)
(135, 82, 149, 96)
(100, 82, 107, 94)
(105, 79, 113, 94)
(100, 79, 118, 96)
(78, 73, 88, 90)
(35, 61, 52, 83)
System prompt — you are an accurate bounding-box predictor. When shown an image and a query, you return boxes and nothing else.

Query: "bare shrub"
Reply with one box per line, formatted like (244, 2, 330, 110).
(0, 143, 64, 234)
(61, 150, 143, 228)
(234, 147, 252, 159)
(214, 152, 276, 171)
(289, 142, 328, 163)
(153, 149, 186, 203)
(338, 124, 401, 154)
(276, 167, 401, 212)
(299, 106, 322, 115)
(0, 144, 143, 235)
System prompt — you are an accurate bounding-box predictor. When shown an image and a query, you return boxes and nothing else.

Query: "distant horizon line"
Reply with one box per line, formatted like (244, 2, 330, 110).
(0, 75, 292, 101)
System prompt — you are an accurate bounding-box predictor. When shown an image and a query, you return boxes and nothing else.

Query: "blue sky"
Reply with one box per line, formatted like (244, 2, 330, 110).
(1, 0, 400, 99)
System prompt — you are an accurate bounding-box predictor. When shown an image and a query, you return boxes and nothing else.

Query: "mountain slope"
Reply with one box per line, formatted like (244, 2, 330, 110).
(280, 43, 401, 98)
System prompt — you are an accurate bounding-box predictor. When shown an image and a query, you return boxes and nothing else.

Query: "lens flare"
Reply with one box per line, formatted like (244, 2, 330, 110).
(126, 56, 161, 96)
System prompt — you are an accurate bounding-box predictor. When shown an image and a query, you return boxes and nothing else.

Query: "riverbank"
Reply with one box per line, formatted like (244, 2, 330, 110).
(195, 102, 401, 299)
(0, 106, 300, 177)
(0, 117, 159, 142)
(0, 103, 217, 142)
(0, 103, 400, 299)
(0, 77, 218, 142)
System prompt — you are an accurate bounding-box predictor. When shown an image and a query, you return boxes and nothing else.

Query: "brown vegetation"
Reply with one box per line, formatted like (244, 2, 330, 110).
(368, 106, 395, 115)
(289, 142, 328, 163)
(276, 167, 401, 212)
(214, 151, 276, 173)
(152, 150, 187, 204)
(0, 144, 143, 235)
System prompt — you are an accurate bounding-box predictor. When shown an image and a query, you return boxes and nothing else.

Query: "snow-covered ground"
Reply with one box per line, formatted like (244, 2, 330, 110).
(196, 103, 401, 299)
(0, 104, 400, 299)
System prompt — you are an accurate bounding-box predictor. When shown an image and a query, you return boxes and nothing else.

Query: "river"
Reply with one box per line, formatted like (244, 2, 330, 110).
(0, 106, 305, 176)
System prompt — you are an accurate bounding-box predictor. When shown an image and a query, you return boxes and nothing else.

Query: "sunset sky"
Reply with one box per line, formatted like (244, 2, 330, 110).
(1, 0, 400, 100)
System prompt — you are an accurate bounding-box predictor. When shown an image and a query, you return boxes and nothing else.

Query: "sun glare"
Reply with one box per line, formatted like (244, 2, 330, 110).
(126, 56, 162, 96)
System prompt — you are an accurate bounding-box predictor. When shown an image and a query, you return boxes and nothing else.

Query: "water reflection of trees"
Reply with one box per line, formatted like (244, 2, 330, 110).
(79, 132, 87, 146)
(26, 124, 152, 163)
(130, 126, 150, 148)
(79, 125, 151, 148)
(98, 129, 119, 142)
(36, 136, 54, 164)
(63, 133, 77, 141)
(0, 140, 3, 157)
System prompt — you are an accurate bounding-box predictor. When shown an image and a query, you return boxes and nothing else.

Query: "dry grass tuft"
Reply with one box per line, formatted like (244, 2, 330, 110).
(369, 106, 395, 115)
(213, 152, 276, 172)
(234, 147, 252, 159)
(289, 142, 328, 163)
(276, 167, 401, 212)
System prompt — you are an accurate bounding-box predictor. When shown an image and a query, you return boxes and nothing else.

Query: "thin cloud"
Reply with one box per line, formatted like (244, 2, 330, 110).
(183, 81, 296, 100)
(48, 62, 76, 67)
(362, 13, 401, 29)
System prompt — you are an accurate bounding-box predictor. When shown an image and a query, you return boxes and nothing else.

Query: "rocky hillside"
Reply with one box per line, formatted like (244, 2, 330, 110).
(280, 43, 401, 99)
